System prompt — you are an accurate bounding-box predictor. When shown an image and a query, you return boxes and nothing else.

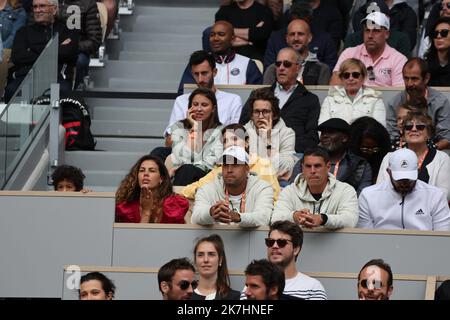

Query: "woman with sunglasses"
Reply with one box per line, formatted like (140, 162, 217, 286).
(349, 117, 391, 184)
(425, 17, 450, 86)
(166, 87, 223, 186)
(191, 234, 240, 300)
(319, 58, 386, 126)
(377, 112, 450, 200)
(115, 155, 190, 223)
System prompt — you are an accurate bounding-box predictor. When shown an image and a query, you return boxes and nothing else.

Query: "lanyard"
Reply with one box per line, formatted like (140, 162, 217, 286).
(225, 189, 246, 213)
(418, 149, 429, 170)
(332, 160, 340, 177)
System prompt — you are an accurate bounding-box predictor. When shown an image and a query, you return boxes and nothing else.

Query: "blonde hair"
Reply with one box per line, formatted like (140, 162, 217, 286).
(339, 58, 367, 80)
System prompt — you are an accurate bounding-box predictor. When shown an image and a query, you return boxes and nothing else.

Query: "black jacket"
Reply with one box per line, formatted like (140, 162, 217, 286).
(10, 19, 79, 80)
(239, 82, 320, 153)
(58, 0, 102, 54)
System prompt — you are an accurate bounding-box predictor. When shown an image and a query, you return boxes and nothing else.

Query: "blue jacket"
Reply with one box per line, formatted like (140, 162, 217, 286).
(0, 4, 27, 48)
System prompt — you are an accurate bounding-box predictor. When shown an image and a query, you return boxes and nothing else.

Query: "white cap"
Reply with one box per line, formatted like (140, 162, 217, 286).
(222, 146, 249, 165)
(361, 11, 390, 30)
(389, 149, 418, 181)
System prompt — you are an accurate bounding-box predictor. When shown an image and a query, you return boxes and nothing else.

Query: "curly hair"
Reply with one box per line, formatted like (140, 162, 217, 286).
(51, 165, 85, 191)
(115, 155, 173, 206)
(247, 87, 281, 126)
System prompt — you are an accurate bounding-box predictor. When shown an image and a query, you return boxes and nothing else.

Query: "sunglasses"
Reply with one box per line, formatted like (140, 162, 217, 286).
(442, 2, 450, 10)
(360, 279, 383, 289)
(367, 66, 375, 81)
(177, 280, 198, 291)
(275, 60, 297, 68)
(404, 123, 427, 131)
(360, 147, 381, 154)
(341, 72, 361, 80)
(433, 29, 450, 38)
(265, 238, 293, 248)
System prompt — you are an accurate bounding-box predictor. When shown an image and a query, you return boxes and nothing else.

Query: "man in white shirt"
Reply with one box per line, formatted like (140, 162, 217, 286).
(358, 148, 450, 231)
(166, 50, 242, 138)
(241, 220, 327, 300)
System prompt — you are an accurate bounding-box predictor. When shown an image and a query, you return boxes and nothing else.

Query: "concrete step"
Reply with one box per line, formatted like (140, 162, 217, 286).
(91, 119, 167, 137)
(107, 78, 178, 92)
(93, 106, 172, 122)
(86, 98, 174, 109)
(122, 41, 200, 53)
(119, 51, 190, 63)
(120, 32, 199, 42)
(83, 169, 128, 189)
(64, 150, 147, 171)
(132, 23, 207, 34)
(95, 137, 164, 152)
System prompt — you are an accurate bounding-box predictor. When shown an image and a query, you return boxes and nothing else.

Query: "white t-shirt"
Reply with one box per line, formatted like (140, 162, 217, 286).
(240, 271, 327, 300)
(165, 89, 243, 134)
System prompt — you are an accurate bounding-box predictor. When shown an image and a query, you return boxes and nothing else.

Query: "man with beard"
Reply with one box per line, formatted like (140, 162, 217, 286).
(272, 147, 359, 229)
(165, 50, 242, 141)
(358, 148, 450, 231)
(330, 11, 407, 87)
(243, 259, 285, 300)
(261, 220, 326, 299)
(158, 258, 197, 300)
(191, 146, 274, 227)
(357, 259, 394, 300)
(177, 21, 262, 95)
(263, 19, 330, 85)
(386, 58, 450, 151)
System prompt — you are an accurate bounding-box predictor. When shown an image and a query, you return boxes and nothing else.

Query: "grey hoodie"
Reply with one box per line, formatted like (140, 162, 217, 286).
(191, 172, 274, 227)
(272, 173, 359, 229)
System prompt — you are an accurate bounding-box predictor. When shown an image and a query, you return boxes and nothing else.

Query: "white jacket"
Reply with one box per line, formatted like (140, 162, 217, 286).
(358, 180, 450, 231)
(319, 86, 386, 126)
(191, 173, 274, 227)
(377, 150, 450, 200)
(271, 173, 359, 229)
(245, 118, 297, 175)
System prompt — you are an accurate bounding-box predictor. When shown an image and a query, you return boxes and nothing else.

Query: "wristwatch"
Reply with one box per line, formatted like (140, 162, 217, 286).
(320, 214, 328, 226)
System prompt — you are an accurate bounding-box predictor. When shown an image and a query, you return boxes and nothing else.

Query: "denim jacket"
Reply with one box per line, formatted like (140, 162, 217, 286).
(0, 4, 27, 48)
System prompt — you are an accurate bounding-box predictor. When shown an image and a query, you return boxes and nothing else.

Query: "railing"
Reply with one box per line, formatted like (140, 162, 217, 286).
(0, 34, 59, 189)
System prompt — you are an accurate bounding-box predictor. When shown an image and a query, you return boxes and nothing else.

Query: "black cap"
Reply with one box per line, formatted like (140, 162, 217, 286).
(317, 118, 351, 135)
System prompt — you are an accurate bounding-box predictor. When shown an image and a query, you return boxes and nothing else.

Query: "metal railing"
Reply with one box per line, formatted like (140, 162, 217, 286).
(0, 34, 59, 189)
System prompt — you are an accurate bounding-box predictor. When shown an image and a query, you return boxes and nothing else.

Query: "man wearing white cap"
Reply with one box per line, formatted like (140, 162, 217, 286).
(358, 148, 450, 231)
(191, 146, 274, 227)
(330, 11, 407, 87)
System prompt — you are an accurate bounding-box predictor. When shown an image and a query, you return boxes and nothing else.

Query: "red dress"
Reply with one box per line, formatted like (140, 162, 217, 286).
(115, 194, 189, 223)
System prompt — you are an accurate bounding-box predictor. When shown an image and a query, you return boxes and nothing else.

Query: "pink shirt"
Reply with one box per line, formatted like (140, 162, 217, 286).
(333, 44, 407, 87)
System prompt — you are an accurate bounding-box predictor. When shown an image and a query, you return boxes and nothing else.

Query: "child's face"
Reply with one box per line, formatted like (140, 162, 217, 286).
(56, 179, 77, 192)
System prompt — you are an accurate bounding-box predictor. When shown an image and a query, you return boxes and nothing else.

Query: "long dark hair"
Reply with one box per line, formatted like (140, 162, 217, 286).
(349, 117, 391, 179)
(425, 17, 450, 66)
(194, 234, 232, 298)
(182, 87, 221, 130)
(115, 155, 172, 204)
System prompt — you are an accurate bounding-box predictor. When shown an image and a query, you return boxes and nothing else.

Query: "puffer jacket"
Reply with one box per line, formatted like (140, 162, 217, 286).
(191, 173, 274, 227)
(271, 173, 358, 229)
(319, 86, 386, 126)
(58, 0, 102, 54)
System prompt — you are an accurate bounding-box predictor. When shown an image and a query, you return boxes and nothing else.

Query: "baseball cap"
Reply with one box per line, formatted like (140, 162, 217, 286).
(388, 149, 418, 181)
(222, 146, 249, 165)
(361, 11, 390, 30)
(317, 118, 351, 135)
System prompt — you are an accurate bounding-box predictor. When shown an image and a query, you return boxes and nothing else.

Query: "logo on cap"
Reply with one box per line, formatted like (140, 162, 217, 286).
(400, 160, 408, 168)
